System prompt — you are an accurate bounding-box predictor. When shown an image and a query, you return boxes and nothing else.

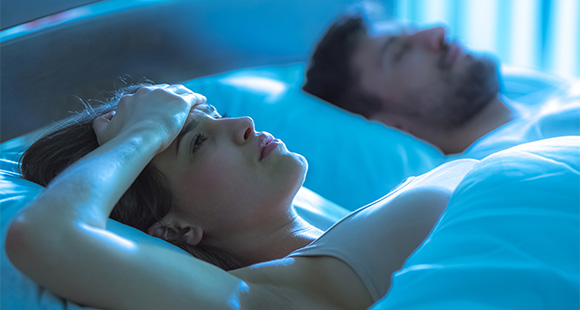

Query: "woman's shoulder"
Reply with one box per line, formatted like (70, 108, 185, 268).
(232, 256, 374, 310)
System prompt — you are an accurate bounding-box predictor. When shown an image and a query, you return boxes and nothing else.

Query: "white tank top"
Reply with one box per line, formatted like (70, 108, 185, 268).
(288, 159, 478, 301)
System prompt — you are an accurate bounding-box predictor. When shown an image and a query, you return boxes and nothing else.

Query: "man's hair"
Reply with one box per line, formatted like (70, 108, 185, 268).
(20, 85, 242, 270)
(303, 14, 383, 118)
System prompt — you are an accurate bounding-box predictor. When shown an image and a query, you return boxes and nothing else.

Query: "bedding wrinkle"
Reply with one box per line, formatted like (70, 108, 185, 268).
(518, 150, 580, 175)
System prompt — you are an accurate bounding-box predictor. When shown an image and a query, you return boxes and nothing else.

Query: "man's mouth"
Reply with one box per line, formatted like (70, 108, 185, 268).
(438, 41, 462, 70)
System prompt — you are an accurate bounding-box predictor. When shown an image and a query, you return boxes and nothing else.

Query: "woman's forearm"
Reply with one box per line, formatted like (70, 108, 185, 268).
(6, 128, 162, 273)
(5, 128, 163, 302)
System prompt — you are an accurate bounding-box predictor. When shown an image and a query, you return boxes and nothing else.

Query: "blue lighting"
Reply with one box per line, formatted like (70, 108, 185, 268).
(388, 0, 579, 78)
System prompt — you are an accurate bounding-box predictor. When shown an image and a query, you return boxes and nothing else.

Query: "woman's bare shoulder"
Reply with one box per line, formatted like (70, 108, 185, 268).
(232, 256, 374, 310)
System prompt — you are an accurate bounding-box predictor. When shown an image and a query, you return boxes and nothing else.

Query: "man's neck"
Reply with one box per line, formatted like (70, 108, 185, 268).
(438, 96, 514, 154)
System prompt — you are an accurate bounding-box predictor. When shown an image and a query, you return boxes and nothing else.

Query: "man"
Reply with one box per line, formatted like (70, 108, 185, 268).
(303, 14, 579, 156)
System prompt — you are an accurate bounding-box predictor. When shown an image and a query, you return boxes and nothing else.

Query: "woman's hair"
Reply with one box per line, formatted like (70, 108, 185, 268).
(20, 85, 242, 270)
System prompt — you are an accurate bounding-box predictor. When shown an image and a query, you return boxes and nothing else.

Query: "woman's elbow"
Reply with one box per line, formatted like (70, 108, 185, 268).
(5, 215, 35, 271)
(5, 204, 58, 273)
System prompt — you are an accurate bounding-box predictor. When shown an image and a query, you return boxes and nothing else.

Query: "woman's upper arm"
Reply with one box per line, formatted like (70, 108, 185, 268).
(6, 217, 248, 310)
(381, 186, 452, 256)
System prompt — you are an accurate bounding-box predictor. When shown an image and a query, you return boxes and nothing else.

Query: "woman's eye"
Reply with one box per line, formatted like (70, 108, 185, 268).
(220, 113, 229, 119)
(190, 133, 208, 154)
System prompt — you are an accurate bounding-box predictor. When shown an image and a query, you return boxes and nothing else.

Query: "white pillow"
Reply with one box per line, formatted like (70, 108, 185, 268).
(184, 64, 445, 209)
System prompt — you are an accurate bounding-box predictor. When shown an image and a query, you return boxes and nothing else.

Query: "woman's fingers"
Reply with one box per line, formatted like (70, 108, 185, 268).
(131, 84, 206, 106)
(165, 84, 207, 105)
(194, 93, 207, 105)
(91, 84, 207, 147)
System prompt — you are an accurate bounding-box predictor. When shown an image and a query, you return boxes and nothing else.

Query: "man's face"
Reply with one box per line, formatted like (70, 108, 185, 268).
(351, 25, 500, 135)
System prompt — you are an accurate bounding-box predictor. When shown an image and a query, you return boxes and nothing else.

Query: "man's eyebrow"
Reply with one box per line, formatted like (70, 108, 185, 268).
(175, 118, 199, 155)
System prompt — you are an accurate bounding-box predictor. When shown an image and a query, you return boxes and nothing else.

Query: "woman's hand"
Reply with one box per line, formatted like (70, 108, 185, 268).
(5, 86, 246, 310)
(93, 84, 206, 153)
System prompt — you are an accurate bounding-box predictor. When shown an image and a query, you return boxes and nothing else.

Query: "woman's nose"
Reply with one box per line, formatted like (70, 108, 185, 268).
(407, 26, 447, 51)
(230, 116, 255, 144)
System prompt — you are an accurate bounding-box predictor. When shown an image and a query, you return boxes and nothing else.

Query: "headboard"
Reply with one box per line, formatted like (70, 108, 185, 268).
(0, 0, 358, 142)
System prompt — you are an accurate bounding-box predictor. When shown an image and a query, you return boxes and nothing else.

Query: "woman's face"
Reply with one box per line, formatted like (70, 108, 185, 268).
(152, 104, 308, 237)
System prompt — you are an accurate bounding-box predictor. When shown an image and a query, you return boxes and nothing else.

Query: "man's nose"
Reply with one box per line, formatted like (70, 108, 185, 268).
(407, 26, 447, 52)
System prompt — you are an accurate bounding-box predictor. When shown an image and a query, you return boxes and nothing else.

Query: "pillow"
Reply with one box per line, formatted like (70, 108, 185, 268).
(371, 136, 580, 309)
(182, 63, 575, 209)
(500, 65, 572, 105)
(0, 133, 348, 310)
(184, 64, 445, 209)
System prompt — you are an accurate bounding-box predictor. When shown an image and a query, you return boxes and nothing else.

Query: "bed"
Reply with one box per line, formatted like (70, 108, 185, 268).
(1, 0, 579, 309)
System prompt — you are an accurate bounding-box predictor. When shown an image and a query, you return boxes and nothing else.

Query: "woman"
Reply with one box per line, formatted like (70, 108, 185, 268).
(6, 84, 475, 309)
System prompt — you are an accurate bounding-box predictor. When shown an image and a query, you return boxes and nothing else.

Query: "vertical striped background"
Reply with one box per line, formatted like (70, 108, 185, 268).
(377, 0, 579, 79)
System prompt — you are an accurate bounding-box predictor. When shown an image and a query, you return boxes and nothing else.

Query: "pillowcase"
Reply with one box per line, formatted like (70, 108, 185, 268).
(184, 64, 445, 209)
(370, 136, 580, 309)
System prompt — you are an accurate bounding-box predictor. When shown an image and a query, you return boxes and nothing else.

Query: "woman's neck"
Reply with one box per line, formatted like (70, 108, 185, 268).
(211, 210, 323, 267)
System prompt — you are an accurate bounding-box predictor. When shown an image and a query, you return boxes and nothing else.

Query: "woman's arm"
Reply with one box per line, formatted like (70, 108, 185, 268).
(5, 86, 248, 310)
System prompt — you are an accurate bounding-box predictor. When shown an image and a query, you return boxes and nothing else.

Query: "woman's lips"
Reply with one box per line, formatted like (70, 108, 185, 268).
(260, 138, 281, 160)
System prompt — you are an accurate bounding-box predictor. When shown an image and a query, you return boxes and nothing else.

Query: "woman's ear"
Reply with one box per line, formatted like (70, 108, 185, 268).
(147, 219, 203, 246)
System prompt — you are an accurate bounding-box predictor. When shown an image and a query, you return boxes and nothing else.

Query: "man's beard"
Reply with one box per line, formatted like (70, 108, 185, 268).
(433, 52, 501, 129)
(383, 49, 501, 132)
(397, 51, 501, 130)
